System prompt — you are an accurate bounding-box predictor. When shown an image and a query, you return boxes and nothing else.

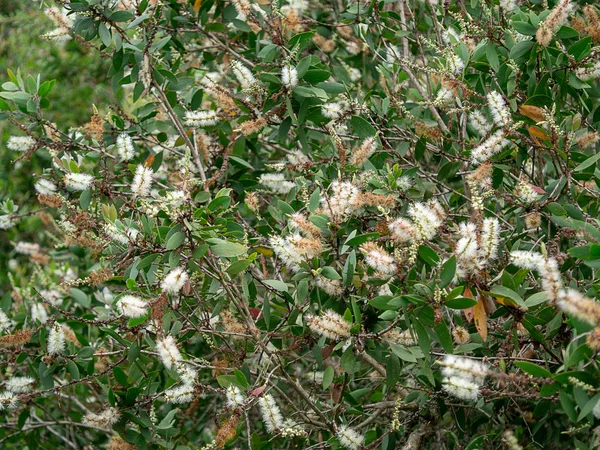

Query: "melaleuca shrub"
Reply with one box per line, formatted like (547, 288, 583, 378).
(1, 0, 600, 449)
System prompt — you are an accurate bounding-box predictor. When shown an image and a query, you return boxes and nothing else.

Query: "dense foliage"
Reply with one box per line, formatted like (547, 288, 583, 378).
(2, 0, 600, 449)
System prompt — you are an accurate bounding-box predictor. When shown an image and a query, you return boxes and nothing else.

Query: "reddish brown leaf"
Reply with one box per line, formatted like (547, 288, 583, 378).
(463, 287, 475, 323)
(249, 385, 266, 397)
(193, 0, 202, 13)
(519, 105, 546, 122)
(473, 296, 488, 341)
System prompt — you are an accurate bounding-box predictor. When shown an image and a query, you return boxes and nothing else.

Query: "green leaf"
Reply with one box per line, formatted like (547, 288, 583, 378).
(226, 259, 252, 275)
(574, 152, 600, 172)
(67, 360, 80, 379)
(321, 266, 342, 280)
(390, 344, 417, 362)
(418, 245, 439, 266)
(445, 297, 478, 309)
(349, 116, 376, 138)
(345, 232, 380, 246)
(515, 361, 551, 378)
(263, 280, 288, 292)
(387, 354, 401, 386)
(70, 288, 91, 308)
(323, 366, 334, 389)
(208, 239, 248, 257)
(165, 231, 186, 250)
(440, 256, 456, 289)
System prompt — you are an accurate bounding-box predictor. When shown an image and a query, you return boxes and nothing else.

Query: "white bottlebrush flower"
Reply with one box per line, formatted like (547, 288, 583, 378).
(116, 133, 135, 161)
(407, 199, 445, 242)
(360, 242, 397, 274)
(321, 102, 344, 119)
(442, 375, 481, 401)
(7, 136, 36, 152)
(557, 289, 600, 326)
(83, 407, 121, 428)
(156, 335, 182, 370)
(487, 91, 512, 127)
(499, 0, 518, 12)
(455, 222, 481, 277)
(231, 60, 257, 89)
(509, 250, 545, 271)
(470, 130, 510, 164)
(539, 257, 562, 303)
(306, 309, 352, 340)
(447, 53, 464, 75)
(469, 110, 493, 136)
(40, 289, 62, 306)
(226, 385, 245, 408)
(576, 61, 600, 81)
(516, 180, 540, 204)
(480, 218, 500, 261)
(388, 217, 417, 244)
(48, 322, 66, 356)
(175, 362, 198, 385)
(117, 295, 148, 318)
(258, 394, 284, 433)
(259, 173, 295, 194)
(0, 391, 18, 411)
(184, 110, 219, 127)
(322, 180, 360, 219)
(269, 235, 303, 271)
(64, 172, 94, 191)
(435, 86, 454, 106)
(0, 215, 16, 230)
(5, 377, 35, 393)
(14, 242, 41, 255)
(164, 383, 195, 404)
(131, 165, 153, 197)
(161, 267, 189, 294)
(281, 65, 298, 89)
(105, 223, 139, 245)
(0, 309, 11, 333)
(315, 275, 344, 297)
(31, 303, 48, 324)
(381, 328, 415, 346)
(232, 0, 251, 19)
(34, 179, 57, 196)
(440, 355, 488, 402)
(287, 149, 310, 165)
(337, 425, 364, 450)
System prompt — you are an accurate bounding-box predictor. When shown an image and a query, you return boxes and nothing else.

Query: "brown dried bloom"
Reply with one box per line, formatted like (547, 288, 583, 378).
(215, 412, 241, 449)
(415, 121, 443, 140)
(0, 329, 32, 348)
(83, 113, 104, 140)
(467, 162, 493, 187)
(452, 326, 471, 344)
(525, 212, 542, 230)
(151, 293, 169, 325)
(586, 328, 600, 351)
(583, 5, 600, 42)
(38, 194, 64, 208)
(89, 268, 113, 286)
(536, 0, 573, 47)
(313, 34, 336, 53)
(289, 213, 321, 239)
(239, 117, 267, 136)
(355, 192, 397, 209)
(575, 132, 599, 149)
(30, 253, 50, 265)
(220, 310, 247, 337)
(245, 192, 260, 213)
(107, 436, 137, 450)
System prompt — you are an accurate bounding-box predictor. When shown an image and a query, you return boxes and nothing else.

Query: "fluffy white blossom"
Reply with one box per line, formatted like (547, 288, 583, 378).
(408, 199, 445, 242)
(487, 91, 512, 127)
(161, 267, 189, 294)
(226, 385, 246, 408)
(337, 425, 364, 450)
(0, 391, 18, 411)
(447, 53, 464, 75)
(64, 172, 94, 191)
(306, 309, 352, 340)
(164, 383, 195, 404)
(499, 0, 518, 11)
(469, 111, 493, 136)
(184, 110, 219, 127)
(281, 65, 298, 89)
(322, 180, 360, 219)
(131, 165, 153, 197)
(576, 61, 600, 81)
(156, 335, 182, 369)
(516, 180, 540, 204)
(258, 394, 284, 433)
(470, 130, 510, 164)
(5, 376, 35, 393)
(259, 173, 296, 194)
(116, 133, 135, 161)
(7, 136, 36, 152)
(0, 215, 16, 230)
(105, 223, 139, 245)
(440, 355, 488, 402)
(322, 102, 344, 119)
(270, 235, 303, 271)
(40, 289, 62, 306)
(117, 295, 148, 318)
(84, 407, 121, 428)
(15, 242, 41, 255)
(315, 275, 344, 297)
(0, 309, 11, 333)
(480, 218, 500, 261)
(360, 242, 397, 274)
(34, 179, 57, 196)
(31, 303, 48, 324)
(557, 289, 600, 326)
(48, 322, 66, 356)
(231, 60, 257, 89)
